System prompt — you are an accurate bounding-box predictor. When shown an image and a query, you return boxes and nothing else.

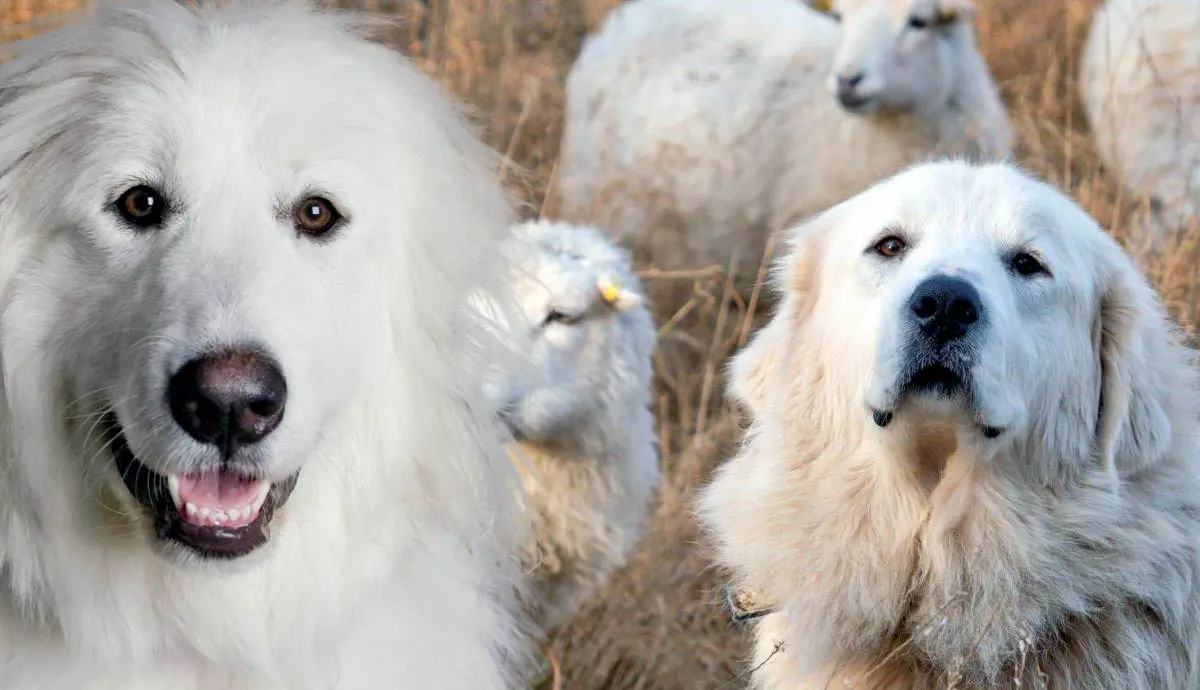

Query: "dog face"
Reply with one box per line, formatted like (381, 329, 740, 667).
(59, 50, 377, 560)
(734, 161, 1179, 476)
(834, 164, 1104, 440)
(852, 164, 1102, 440)
(0, 2, 513, 569)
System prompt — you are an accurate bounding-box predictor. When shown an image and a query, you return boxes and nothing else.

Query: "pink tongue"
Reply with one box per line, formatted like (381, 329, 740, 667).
(176, 471, 264, 527)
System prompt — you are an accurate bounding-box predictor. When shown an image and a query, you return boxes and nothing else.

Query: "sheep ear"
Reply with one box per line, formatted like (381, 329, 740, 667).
(598, 275, 641, 312)
(1093, 244, 1186, 481)
(728, 213, 832, 416)
(935, 0, 974, 25)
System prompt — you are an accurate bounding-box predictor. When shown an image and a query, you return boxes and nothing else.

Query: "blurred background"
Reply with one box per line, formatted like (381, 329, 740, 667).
(3, 1, 1197, 688)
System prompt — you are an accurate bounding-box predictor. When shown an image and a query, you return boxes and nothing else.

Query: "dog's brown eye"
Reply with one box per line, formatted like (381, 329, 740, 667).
(1010, 252, 1048, 277)
(873, 235, 907, 258)
(115, 185, 166, 229)
(295, 196, 342, 237)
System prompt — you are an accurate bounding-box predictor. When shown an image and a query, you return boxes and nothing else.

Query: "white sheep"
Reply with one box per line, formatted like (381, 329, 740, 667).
(560, 0, 1013, 280)
(481, 219, 660, 630)
(1080, 0, 1200, 237)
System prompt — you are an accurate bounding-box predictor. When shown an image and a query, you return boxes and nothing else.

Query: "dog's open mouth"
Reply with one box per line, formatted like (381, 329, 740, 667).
(873, 363, 1001, 438)
(101, 412, 298, 559)
(903, 364, 966, 397)
(871, 363, 969, 428)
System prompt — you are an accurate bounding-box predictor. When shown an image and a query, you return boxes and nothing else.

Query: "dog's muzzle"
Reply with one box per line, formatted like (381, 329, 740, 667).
(103, 346, 301, 560)
(872, 275, 1000, 436)
(899, 275, 984, 398)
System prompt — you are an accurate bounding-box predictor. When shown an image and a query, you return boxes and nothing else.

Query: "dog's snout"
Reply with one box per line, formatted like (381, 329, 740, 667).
(908, 275, 983, 343)
(168, 349, 287, 456)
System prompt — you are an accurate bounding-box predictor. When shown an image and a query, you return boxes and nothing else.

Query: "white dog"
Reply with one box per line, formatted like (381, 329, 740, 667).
(700, 161, 1200, 688)
(0, 2, 533, 688)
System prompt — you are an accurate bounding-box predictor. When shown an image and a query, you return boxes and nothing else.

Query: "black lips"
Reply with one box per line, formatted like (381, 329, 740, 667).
(100, 412, 298, 560)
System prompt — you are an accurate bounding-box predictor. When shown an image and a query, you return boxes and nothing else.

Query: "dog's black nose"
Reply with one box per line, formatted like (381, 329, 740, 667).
(909, 275, 983, 343)
(168, 349, 287, 456)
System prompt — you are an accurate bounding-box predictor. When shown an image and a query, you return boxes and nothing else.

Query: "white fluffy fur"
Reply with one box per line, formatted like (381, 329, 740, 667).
(700, 160, 1200, 688)
(559, 0, 1013, 280)
(0, 2, 534, 688)
(1080, 0, 1200, 238)
(482, 220, 659, 630)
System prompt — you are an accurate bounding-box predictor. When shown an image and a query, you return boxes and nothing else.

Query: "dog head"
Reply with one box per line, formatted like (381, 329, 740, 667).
(0, 0, 517, 575)
(732, 160, 1190, 481)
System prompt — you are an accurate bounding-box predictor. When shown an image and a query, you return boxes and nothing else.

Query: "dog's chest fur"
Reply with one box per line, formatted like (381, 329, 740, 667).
(742, 440, 1200, 689)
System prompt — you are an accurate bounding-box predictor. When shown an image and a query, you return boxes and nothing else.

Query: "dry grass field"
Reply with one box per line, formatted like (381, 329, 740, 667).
(3, 0, 1199, 688)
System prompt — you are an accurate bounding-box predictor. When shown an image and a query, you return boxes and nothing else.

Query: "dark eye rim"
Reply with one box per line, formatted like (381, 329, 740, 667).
(543, 309, 583, 327)
(867, 232, 909, 259)
(907, 15, 931, 29)
(293, 195, 346, 238)
(1008, 251, 1052, 278)
(828, 10, 842, 22)
(113, 184, 168, 229)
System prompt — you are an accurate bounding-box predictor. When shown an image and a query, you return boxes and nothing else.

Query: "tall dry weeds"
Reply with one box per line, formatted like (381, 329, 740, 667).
(3, 1, 1198, 688)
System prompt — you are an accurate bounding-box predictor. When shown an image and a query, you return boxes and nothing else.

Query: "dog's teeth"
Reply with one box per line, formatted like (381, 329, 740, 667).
(252, 482, 272, 513)
(241, 506, 253, 521)
(167, 474, 182, 510)
(199, 507, 211, 518)
(186, 502, 198, 517)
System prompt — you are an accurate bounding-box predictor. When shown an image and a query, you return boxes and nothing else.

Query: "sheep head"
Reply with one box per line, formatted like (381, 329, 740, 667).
(826, 0, 980, 117)
(483, 220, 655, 443)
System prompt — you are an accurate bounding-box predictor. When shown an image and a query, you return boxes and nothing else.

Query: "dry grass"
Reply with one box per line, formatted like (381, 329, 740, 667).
(4, 0, 1199, 688)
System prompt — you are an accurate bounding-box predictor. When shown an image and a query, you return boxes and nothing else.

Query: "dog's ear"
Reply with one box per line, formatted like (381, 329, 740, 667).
(1093, 244, 1190, 480)
(728, 212, 834, 416)
(728, 317, 786, 417)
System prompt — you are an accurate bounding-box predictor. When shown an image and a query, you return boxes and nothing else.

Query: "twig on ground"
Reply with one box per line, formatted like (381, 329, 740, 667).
(696, 251, 737, 436)
(739, 233, 777, 348)
(499, 77, 542, 185)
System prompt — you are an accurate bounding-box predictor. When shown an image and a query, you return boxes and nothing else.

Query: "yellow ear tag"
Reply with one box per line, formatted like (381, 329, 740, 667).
(810, 0, 834, 12)
(599, 277, 623, 305)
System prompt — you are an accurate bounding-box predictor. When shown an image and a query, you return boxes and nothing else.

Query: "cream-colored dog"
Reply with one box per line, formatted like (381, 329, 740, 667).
(699, 160, 1200, 688)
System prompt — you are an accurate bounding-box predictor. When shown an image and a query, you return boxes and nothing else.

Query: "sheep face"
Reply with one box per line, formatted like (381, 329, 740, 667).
(488, 223, 645, 443)
(826, 0, 976, 115)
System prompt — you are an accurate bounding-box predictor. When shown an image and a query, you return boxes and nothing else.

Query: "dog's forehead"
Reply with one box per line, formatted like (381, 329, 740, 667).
(74, 12, 416, 178)
(846, 163, 1087, 251)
